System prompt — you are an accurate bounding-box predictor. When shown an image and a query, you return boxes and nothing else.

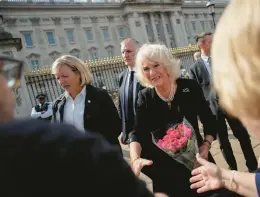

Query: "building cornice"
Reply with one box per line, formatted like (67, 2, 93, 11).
(0, 38, 22, 51)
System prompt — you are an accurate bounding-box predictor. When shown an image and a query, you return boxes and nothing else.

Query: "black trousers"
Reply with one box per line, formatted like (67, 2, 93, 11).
(215, 110, 257, 171)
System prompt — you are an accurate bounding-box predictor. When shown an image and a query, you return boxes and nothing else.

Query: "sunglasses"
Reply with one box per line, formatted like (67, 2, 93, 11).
(0, 55, 24, 88)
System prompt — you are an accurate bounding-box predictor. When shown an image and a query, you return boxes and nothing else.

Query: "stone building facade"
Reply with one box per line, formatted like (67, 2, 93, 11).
(0, 0, 228, 71)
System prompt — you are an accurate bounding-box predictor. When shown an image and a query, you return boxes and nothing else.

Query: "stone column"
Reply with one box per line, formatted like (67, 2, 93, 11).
(71, 16, 86, 58)
(160, 12, 171, 47)
(184, 13, 192, 44)
(149, 12, 159, 42)
(194, 13, 202, 33)
(51, 17, 68, 54)
(169, 11, 178, 47)
(203, 13, 212, 32)
(106, 15, 120, 55)
(177, 11, 189, 46)
(126, 12, 139, 41)
(139, 12, 149, 43)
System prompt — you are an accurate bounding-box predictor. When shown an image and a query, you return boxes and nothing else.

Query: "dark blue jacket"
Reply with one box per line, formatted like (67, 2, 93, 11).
(0, 119, 153, 197)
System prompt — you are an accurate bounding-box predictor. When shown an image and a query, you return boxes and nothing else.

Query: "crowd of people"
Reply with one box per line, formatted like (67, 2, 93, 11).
(1, 0, 260, 196)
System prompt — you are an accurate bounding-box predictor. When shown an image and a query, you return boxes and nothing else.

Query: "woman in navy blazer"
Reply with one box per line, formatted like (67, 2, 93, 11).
(129, 44, 217, 197)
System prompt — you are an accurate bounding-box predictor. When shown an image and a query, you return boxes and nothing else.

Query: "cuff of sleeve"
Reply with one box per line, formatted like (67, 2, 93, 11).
(255, 173, 260, 196)
(128, 134, 139, 144)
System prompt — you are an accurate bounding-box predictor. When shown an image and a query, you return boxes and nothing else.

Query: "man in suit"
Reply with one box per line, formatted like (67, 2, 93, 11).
(190, 32, 257, 172)
(31, 93, 53, 121)
(0, 54, 164, 197)
(118, 38, 144, 144)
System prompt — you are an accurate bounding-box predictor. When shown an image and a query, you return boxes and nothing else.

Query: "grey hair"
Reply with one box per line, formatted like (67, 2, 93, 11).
(135, 43, 181, 88)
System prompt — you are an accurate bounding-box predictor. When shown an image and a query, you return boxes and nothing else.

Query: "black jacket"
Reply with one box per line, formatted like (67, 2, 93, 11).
(0, 119, 154, 196)
(52, 85, 121, 147)
(189, 58, 219, 115)
(129, 78, 217, 196)
(118, 68, 144, 143)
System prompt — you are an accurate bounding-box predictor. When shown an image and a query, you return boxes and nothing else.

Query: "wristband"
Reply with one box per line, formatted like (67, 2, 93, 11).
(203, 139, 211, 148)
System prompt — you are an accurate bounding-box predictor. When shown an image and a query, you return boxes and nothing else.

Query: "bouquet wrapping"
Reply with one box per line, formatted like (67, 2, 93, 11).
(151, 118, 199, 170)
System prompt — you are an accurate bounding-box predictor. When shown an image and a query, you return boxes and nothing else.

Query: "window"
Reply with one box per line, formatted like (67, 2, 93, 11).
(166, 24, 170, 33)
(49, 51, 61, 61)
(86, 28, 93, 41)
(31, 60, 40, 70)
(176, 19, 181, 24)
(118, 27, 125, 38)
(200, 21, 205, 31)
(105, 45, 114, 58)
(23, 32, 33, 47)
(102, 28, 109, 41)
(89, 47, 98, 60)
(170, 40, 175, 48)
(70, 49, 80, 58)
(46, 31, 56, 45)
(66, 29, 75, 43)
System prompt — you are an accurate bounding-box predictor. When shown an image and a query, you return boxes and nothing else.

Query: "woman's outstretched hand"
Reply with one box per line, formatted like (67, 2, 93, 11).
(131, 158, 153, 177)
(190, 153, 224, 193)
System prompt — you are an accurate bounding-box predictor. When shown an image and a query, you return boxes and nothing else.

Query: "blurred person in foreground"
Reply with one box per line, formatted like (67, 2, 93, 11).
(190, 0, 260, 196)
(0, 54, 165, 197)
(51, 55, 121, 149)
(129, 43, 217, 197)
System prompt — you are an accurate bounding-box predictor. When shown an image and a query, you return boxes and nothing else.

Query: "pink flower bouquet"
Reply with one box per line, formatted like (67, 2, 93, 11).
(151, 118, 198, 170)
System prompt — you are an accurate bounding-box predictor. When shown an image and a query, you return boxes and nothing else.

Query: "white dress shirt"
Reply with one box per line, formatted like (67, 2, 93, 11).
(63, 86, 86, 133)
(201, 55, 211, 77)
(124, 67, 137, 115)
(31, 103, 53, 119)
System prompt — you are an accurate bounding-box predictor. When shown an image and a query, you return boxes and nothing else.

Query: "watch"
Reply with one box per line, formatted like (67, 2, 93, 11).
(203, 139, 212, 149)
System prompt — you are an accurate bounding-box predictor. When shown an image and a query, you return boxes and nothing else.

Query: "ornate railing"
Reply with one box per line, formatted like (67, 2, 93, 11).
(24, 45, 199, 107)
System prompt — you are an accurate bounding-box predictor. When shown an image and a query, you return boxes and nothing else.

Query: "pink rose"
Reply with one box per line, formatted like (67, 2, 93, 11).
(183, 126, 192, 138)
(178, 137, 188, 149)
(166, 128, 175, 135)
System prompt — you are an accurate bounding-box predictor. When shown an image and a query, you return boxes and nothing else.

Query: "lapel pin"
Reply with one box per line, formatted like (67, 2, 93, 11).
(88, 100, 91, 103)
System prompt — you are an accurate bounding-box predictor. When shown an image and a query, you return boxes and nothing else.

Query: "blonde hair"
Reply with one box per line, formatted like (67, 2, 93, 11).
(193, 52, 201, 61)
(52, 55, 93, 86)
(135, 44, 181, 88)
(212, 0, 260, 119)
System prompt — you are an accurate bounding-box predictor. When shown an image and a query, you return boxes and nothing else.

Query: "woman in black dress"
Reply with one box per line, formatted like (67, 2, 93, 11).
(129, 44, 217, 197)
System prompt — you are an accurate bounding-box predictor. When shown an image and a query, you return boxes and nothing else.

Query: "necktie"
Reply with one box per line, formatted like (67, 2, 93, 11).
(208, 57, 211, 66)
(127, 71, 135, 121)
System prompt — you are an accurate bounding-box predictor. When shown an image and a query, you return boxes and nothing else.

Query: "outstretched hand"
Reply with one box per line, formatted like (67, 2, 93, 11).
(190, 153, 224, 193)
(131, 158, 153, 177)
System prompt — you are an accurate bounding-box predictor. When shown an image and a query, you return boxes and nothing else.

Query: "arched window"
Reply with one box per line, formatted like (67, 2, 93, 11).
(88, 47, 98, 60)
(27, 53, 41, 70)
(49, 50, 61, 61)
(69, 48, 80, 58)
(105, 45, 114, 58)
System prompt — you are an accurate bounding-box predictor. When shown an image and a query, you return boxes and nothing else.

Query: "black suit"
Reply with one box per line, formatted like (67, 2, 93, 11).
(118, 68, 144, 144)
(0, 119, 153, 197)
(190, 58, 257, 171)
(52, 85, 121, 149)
(129, 79, 217, 197)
